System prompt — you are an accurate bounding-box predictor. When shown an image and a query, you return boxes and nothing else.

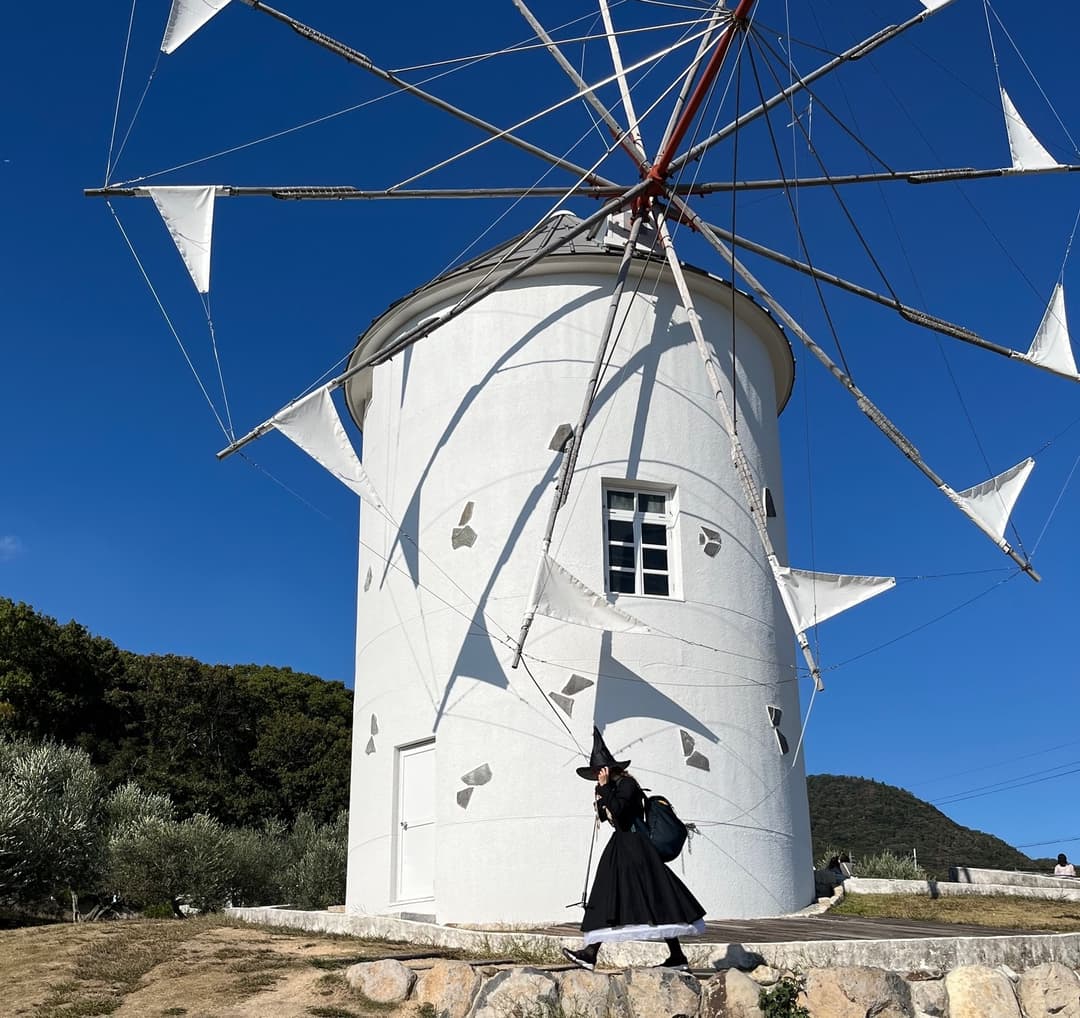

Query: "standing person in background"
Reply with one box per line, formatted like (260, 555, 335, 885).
(562, 728, 705, 972)
(1054, 853, 1076, 877)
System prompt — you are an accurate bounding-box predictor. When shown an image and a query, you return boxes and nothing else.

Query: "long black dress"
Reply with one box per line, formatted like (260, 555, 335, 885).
(581, 774, 706, 945)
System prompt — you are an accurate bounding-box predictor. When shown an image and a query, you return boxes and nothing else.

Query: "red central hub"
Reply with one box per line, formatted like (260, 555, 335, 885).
(646, 0, 755, 189)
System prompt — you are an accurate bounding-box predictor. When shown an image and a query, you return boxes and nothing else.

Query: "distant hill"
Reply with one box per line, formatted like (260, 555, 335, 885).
(808, 773, 1040, 879)
(0, 597, 352, 827)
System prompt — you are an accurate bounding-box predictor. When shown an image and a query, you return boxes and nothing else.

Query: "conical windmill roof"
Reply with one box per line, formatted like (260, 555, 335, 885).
(344, 210, 794, 426)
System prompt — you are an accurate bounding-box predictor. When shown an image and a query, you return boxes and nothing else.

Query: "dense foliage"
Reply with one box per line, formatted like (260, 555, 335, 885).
(0, 737, 347, 915)
(808, 774, 1039, 880)
(0, 598, 352, 825)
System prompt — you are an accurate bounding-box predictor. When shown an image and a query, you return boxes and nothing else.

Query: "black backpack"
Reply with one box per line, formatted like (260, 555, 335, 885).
(634, 792, 689, 862)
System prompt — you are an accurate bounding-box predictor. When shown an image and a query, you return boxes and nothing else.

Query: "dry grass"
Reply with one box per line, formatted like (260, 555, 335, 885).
(0, 916, 453, 1017)
(831, 893, 1080, 932)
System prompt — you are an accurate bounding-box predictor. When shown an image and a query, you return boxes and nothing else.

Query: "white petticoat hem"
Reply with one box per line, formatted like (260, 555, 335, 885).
(583, 919, 705, 946)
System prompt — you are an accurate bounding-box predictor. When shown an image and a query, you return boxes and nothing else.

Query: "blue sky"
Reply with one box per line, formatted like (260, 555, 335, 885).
(3, 0, 1079, 858)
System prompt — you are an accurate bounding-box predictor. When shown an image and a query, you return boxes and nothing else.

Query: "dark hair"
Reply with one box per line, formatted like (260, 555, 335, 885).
(1059, 853, 1069, 866)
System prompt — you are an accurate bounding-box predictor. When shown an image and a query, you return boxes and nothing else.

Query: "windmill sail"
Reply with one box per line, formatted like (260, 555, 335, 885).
(1001, 88, 1059, 171)
(1024, 283, 1078, 377)
(530, 555, 650, 634)
(270, 387, 388, 514)
(148, 186, 216, 294)
(161, 0, 233, 54)
(772, 564, 895, 634)
(947, 458, 1035, 544)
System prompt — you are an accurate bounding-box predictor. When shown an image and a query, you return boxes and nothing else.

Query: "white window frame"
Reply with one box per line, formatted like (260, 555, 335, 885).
(602, 480, 680, 599)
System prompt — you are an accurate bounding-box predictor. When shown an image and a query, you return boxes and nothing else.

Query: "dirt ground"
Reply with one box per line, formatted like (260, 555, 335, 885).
(0, 916, 448, 1018)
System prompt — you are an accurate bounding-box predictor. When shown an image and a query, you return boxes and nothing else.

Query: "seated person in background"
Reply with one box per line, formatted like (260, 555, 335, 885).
(1054, 853, 1076, 877)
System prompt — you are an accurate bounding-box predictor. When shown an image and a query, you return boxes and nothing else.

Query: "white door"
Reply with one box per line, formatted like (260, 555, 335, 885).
(395, 740, 436, 903)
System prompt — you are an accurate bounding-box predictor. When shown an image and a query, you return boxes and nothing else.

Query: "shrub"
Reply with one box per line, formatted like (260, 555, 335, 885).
(107, 813, 232, 914)
(225, 821, 287, 906)
(854, 850, 927, 880)
(281, 811, 347, 910)
(759, 975, 810, 1018)
(0, 738, 105, 906)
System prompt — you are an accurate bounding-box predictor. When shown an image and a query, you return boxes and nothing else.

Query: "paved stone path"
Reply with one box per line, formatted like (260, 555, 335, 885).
(535, 913, 1044, 943)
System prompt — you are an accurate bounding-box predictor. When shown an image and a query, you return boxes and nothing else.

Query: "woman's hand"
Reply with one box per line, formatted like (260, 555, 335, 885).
(597, 766, 610, 786)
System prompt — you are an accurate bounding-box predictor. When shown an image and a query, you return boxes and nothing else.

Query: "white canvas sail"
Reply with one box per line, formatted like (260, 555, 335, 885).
(161, 0, 232, 54)
(918, 0, 957, 10)
(271, 387, 388, 514)
(148, 186, 216, 294)
(531, 555, 651, 633)
(949, 458, 1035, 543)
(1024, 283, 1078, 377)
(773, 564, 895, 634)
(1001, 88, 1058, 171)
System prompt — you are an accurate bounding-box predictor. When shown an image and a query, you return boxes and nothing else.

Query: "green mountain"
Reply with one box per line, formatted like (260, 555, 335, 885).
(808, 773, 1039, 880)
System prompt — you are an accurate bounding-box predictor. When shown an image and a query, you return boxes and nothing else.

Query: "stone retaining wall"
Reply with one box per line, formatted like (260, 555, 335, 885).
(844, 877, 1080, 903)
(342, 955, 1080, 1017)
(951, 867, 1080, 891)
(228, 907, 1080, 1016)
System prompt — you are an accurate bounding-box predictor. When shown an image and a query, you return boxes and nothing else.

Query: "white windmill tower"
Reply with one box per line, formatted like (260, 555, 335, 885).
(88, 0, 1080, 925)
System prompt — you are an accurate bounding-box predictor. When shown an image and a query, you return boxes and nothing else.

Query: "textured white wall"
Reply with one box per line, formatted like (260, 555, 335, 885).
(345, 257, 814, 924)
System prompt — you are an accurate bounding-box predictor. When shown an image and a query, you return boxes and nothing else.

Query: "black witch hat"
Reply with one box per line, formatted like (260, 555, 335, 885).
(575, 726, 631, 780)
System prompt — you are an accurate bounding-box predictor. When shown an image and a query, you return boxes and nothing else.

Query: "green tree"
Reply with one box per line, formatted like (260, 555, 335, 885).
(0, 600, 123, 756)
(0, 738, 106, 907)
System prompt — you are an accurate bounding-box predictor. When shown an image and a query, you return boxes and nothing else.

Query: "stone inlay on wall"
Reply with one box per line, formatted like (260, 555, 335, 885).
(363, 566, 372, 592)
(452, 502, 477, 549)
(365, 714, 379, 756)
(563, 674, 594, 697)
(548, 423, 574, 451)
(699, 526, 722, 557)
(680, 729, 711, 771)
(686, 751, 711, 772)
(766, 704, 789, 755)
(550, 673, 594, 716)
(462, 764, 492, 786)
(457, 763, 493, 809)
(550, 692, 575, 715)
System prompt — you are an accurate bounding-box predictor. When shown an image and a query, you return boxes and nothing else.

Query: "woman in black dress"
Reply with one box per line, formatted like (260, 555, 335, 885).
(562, 729, 705, 972)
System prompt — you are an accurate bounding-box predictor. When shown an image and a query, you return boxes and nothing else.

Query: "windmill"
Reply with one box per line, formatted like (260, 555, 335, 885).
(88, 0, 1079, 923)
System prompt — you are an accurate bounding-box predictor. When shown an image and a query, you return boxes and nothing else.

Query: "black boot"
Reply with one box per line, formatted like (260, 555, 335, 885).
(660, 937, 689, 971)
(562, 942, 599, 971)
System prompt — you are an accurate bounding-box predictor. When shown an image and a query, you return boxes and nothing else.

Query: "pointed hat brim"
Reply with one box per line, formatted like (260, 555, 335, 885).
(575, 760, 630, 780)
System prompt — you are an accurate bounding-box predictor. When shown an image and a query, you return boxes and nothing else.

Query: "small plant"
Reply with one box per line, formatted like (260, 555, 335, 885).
(759, 975, 810, 1018)
(856, 850, 927, 880)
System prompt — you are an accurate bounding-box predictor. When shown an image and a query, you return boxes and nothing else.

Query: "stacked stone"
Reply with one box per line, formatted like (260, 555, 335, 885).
(343, 956, 1080, 1016)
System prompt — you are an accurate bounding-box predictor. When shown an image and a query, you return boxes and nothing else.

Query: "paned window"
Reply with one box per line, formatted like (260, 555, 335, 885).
(604, 485, 675, 597)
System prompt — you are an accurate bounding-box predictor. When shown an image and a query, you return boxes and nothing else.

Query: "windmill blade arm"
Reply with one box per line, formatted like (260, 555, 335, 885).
(668, 7, 948, 178)
(86, 185, 628, 200)
(511, 215, 646, 667)
(673, 163, 1080, 194)
(236, 0, 609, 187)
(685, 214, 1079, 381)
(510, 0, 649, 172)
(217, 185, 650, 461)
(664, 189, 1041, 581)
